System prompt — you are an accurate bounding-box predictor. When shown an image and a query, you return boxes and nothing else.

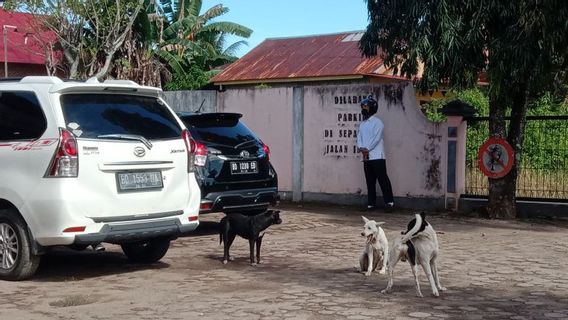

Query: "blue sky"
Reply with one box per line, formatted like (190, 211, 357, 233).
(203, 0, 370, 57)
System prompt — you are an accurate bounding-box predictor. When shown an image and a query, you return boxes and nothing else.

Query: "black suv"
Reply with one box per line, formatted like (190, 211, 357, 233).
(178, 112, 278, 214)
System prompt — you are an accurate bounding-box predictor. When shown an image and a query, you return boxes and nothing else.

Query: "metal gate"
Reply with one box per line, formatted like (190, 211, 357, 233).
(465, 116, 568, 200)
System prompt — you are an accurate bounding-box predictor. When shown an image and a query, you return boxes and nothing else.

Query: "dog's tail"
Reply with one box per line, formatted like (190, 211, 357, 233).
(400, 213, 423, 243)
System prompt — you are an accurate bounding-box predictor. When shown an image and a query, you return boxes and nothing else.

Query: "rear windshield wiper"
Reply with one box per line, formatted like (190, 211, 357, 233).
(234, 139, 257, 149)
(97, 134, 153, 149)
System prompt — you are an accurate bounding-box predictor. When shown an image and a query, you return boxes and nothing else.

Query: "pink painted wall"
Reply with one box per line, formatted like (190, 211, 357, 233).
(217, 88, 294, 192)
(302, 83, 447, 198)
(218, 82, 456, 202)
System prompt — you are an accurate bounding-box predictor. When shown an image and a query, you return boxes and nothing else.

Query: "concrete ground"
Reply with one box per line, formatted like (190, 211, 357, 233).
(2, 203, 568, 320)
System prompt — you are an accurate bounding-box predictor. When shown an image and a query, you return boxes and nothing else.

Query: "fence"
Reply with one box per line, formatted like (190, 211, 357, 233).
(465, 116, 568, 200)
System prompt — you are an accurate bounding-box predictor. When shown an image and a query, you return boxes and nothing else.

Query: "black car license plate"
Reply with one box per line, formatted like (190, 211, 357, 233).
(117, 171, 163, 192)
(230, 161, 258, 175)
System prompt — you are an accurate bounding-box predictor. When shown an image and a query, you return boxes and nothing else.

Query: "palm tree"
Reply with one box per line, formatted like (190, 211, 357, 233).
(156, 0, 252, 87)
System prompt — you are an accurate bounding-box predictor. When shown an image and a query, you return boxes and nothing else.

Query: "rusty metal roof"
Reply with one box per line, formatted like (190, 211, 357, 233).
(211, 32, 401, 85)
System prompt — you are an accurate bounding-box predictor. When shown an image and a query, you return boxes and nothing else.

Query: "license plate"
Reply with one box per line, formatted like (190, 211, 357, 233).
(116, 171, 163, 192)
(230, 161, 258, 175)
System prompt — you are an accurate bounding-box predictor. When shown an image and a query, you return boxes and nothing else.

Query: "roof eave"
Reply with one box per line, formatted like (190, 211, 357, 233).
(213, 75, 366, 86)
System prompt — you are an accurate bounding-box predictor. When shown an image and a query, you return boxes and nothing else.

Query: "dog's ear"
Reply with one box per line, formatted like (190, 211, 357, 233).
(420, 211, 426, 219)
(361, 216, 370, 223)
(376, 222, 386, 226)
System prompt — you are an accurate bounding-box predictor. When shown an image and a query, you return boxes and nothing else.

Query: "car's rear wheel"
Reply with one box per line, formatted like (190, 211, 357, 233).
(0, 209, 41, 281)
(121, 238, 170, 263)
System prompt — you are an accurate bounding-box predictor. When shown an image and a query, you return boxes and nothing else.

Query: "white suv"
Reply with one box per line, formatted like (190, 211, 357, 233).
(0, 76, 200, 280)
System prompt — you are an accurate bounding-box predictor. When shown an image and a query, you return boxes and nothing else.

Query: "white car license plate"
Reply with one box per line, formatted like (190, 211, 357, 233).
(117, 171, 163, 192)
(230, 161, 258, 175)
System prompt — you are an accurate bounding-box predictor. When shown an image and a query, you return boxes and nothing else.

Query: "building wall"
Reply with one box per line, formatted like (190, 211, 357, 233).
(218, 87, 294, 192)
(214, 83, 456, 209)
(301, 83, 446, 201)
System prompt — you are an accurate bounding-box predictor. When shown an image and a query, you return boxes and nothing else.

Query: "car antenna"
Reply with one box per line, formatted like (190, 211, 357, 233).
(195, 99, 206, 113)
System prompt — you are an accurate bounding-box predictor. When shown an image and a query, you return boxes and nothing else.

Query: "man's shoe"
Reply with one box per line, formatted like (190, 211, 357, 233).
(384, 202, 395, 213)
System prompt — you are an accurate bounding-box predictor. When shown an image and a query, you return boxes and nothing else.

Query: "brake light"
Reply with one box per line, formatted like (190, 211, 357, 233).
(194, 141, 207, 167)
(46, 128, 78, 177)
(182, 129, 196, 172)
(262, 142, 270, 161)
(199, 201, 212, 211)
(182, 129, 208, 170)
(182, 129, 196, 153)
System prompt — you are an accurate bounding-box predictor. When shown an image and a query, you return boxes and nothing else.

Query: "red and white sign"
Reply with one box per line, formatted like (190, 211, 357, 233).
(477, 137, 514, 179)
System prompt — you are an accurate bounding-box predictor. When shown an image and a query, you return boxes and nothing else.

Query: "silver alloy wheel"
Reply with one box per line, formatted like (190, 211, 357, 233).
(0, 223, 18, 270)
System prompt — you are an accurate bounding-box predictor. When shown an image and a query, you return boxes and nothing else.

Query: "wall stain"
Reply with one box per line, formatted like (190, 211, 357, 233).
(423, 133, 442, 191)
(382, 84, 405, 109)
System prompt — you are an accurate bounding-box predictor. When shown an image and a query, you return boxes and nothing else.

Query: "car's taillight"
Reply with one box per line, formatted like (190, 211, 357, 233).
(45, 128, 78, 177)
(262, 142, 270, 161)
(194, 141, 207, 167)
(182, 129, 207, 171)
(199, 201, 212, 211)
(182, 129, 196, 172)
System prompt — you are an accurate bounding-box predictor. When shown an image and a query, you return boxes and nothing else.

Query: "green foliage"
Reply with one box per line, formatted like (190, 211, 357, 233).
(156, 0, 252, 75)
(454, 89, 489, 116)
(360, 0, 568, 216)
(424, 88, 568, 180)
(7, 0, 250, 85)
(422, 99, 447, 123)
(360, 0, 568, 99)
(163, 65, 210, 90)
(464, 88, 568, 175)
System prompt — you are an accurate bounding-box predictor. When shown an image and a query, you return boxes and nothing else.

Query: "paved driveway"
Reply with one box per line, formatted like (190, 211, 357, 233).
(2, 204, 568, 320)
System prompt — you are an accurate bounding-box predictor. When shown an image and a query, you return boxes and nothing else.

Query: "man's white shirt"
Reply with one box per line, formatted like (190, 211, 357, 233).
(356, 116, 385, 160)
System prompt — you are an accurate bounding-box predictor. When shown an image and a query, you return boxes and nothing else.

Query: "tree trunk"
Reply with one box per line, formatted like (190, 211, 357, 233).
(486, 85, 529, 219)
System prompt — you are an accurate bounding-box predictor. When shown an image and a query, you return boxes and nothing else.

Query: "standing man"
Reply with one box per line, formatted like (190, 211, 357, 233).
(356, 97, 395, 211)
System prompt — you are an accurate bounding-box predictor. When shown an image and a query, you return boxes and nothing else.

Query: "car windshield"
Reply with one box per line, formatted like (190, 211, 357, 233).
(60, 94, 182, 139)
(182, 114, 258, 147)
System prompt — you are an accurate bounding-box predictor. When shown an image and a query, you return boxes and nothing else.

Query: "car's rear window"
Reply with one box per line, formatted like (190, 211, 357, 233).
(61, 94, 181, 139)
(182, 115, 257, 146)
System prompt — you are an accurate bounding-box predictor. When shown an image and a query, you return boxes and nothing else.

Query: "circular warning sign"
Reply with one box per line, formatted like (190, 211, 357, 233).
(477, 137, 514, 179)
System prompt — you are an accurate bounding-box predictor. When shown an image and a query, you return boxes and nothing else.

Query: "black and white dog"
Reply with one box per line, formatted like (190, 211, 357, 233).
(219, 210, 282, 266)
(381, 212, 446, 297)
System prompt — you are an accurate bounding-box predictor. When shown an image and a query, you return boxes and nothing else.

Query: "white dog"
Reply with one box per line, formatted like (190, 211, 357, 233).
(359, 216, 389, 276)
(381, 212, 446, 297)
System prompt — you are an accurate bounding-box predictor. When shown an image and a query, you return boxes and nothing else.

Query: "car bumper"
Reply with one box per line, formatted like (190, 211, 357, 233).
(73, 218, 199, 245)
(200, 187, 279, 213)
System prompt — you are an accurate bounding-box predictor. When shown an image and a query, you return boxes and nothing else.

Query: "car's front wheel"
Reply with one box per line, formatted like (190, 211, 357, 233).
(121, 238, 170, 263)
(0, 209, 41, 281)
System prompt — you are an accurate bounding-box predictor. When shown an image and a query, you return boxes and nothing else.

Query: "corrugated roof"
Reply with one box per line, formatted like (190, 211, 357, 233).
(0, 9, 57, 65)
(211, 31, 403, 84)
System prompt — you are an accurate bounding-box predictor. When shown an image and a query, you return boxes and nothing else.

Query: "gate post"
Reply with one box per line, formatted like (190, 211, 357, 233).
(442, 101, 476, 210)
(292, 86, 304, 202)
(444, 116, 467, 210)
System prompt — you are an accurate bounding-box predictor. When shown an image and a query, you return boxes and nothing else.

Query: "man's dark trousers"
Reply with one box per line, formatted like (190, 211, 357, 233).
(363, 159, 394, 207)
